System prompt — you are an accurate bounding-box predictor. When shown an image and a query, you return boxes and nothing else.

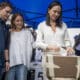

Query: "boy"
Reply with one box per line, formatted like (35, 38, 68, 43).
(0, 2, 12, 80)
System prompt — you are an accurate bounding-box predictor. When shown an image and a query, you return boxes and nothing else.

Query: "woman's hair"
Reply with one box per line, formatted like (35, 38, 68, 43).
(46, 1, 62, 27)
(11, 13, 25, 29)
(0, 2, 12, 10)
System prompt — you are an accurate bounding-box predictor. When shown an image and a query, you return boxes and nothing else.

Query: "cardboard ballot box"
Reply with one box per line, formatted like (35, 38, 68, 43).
(42, 53, 80, 80)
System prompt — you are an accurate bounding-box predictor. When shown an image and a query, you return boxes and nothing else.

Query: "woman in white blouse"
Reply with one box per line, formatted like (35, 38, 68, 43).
(35, 2, 75, 80)
(35, 1, 74, 56)
(5, 13, 34, 80)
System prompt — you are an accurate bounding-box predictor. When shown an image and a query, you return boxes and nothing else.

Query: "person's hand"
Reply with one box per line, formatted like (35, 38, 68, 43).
(5, 62, 10, 72)
(46, 45, 60, 52)
(53, 46, 60, 52)
(66, 47, 75, 56)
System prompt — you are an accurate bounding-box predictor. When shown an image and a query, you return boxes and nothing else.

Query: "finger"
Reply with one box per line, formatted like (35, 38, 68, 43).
(6, 67, 9, 71)
(6, 65, 10, 71)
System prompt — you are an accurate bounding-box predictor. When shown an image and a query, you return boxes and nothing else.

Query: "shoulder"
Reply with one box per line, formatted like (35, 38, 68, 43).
(37, 21, 48, 30)
(38, 21, 46, 27)
(61, 22, 68, 29)
(23, 28, 32, 35)
(38, 21, 46, 25)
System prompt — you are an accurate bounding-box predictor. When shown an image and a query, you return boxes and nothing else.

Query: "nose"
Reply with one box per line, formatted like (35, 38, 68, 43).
(55, 12, 59, 16)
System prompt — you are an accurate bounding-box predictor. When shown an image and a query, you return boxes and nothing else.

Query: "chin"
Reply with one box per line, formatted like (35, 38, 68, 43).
(52, 19, 56, 22)
(51, 18, 56, 21)
(4, 18, 8, 21)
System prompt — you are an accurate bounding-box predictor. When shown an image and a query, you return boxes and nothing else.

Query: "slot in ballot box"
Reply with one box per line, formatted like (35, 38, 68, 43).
(42, 52, 80, 80)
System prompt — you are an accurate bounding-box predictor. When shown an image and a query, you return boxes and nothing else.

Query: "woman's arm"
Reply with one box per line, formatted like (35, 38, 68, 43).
(63, 23, 74, 55)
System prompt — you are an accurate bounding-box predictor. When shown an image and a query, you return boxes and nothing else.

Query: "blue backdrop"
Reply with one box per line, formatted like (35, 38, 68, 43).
(1, 0, 80, 29)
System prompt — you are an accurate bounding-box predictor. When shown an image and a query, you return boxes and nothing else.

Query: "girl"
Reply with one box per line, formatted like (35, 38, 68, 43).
(5, 13, 34, 80)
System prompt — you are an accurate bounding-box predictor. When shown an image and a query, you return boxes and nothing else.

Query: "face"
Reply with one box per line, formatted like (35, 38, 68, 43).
(0, 6, 12, 21)
(14, 15, 24, 30)
(48, 5, 61, 21)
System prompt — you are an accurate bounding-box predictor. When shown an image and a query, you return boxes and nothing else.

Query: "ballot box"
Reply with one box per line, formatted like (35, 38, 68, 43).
(42, 53, 80, 80)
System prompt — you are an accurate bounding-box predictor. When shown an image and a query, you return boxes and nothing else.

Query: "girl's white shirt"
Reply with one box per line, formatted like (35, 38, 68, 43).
(9, 28, 34, 69)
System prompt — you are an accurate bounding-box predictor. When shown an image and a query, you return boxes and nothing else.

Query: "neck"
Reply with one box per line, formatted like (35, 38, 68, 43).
(15, 28, 22, 32)
(50, 20, 56, 27)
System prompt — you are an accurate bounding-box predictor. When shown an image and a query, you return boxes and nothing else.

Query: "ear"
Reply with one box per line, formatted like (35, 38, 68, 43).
(0, 7, 1, 10)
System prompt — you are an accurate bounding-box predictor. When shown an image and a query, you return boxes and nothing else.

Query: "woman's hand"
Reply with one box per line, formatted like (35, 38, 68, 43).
(66, 47, 75, 56)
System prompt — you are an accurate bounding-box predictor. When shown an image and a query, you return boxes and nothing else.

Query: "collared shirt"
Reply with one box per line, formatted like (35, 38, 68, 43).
(0, 18, 9, 52)
(0, 18, 9, 67)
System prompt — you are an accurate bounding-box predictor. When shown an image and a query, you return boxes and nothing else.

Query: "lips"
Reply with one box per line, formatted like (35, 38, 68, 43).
(51, 16, 57, 20)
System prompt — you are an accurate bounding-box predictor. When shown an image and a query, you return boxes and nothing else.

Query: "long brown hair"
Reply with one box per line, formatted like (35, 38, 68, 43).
(46, 1, 62, 27)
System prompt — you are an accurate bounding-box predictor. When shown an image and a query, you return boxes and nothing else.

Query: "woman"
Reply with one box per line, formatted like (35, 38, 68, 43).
(35, 1, 75, 80)
(5, 13, 34, 80)
(35, 1, 74, 56)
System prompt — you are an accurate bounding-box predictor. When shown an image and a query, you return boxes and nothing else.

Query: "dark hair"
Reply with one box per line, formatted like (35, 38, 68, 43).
(11, 13, 25, 29)
(0, 2, 12, 9)
(46, 1, 62, 27)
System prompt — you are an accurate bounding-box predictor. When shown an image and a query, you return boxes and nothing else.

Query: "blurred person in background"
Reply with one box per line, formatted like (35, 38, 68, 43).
(0, 2, 12, 80)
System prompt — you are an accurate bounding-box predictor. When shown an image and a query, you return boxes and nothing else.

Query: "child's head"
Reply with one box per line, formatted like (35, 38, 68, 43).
(11, 13, 24, 30)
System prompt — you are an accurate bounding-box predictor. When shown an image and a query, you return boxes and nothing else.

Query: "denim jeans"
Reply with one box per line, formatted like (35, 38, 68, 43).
(0, 67, 4, 80)
(6, 64, 27, 80)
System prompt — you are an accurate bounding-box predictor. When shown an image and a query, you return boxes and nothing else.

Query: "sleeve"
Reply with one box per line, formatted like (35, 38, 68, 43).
(34, 23, 48, 50)
(5, 29, 10, 50)
(25, 30, 34, 69)
(29, 30, 34, 47)
(25, 29, 34, 48)
(63, 23, 71, 47)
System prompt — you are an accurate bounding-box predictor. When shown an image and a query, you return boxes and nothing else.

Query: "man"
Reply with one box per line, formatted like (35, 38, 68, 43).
(0, 2, 12, 80)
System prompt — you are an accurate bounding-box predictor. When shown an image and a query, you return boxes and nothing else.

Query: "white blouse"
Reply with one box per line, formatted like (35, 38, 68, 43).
(35, 21, 71, 50)
(9, 29, 34, 69)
